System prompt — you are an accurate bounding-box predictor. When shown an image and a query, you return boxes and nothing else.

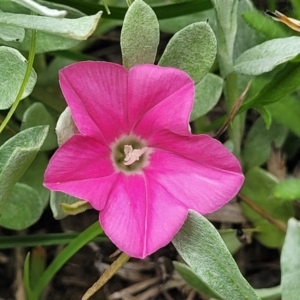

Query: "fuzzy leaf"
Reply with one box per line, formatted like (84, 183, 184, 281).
(281, 218, 300, 300)
(21, 103, 57, 151)
(234, 36, 300, 75)
(0, 183, 45, 230)
(0, 126, 48, 212)
(173, 210, 260, 300)
(121, 0, 159, 69)
(159, 22, 216, 83)
(0, 10, 101, 53)
(191, 73, 223, 121)
(0, 24, 24, 42)
(210, 0, 238, 76)
(173, 262, 223, 299)
(0, 46, 37, 109)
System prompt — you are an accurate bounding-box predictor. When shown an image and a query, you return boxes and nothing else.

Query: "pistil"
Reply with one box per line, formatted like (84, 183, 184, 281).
(124, 145, 148, 166)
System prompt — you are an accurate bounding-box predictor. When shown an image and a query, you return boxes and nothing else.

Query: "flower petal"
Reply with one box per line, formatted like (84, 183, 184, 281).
(59, 61, 129, 143)
(150, 131, 242, 173)
(128, 64, 193, 131)
(44, 135, 116, 210)
(99, 174, 188, 258)
(145, 148, 244, 214)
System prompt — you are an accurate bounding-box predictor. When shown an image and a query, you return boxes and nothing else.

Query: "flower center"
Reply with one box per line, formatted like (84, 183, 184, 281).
(111, 135, 149, 173)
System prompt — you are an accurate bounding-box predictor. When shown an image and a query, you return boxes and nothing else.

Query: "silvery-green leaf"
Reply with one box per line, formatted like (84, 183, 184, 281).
(173, 211, 260, 300)
(0, 126, 48, 212)
(121, 0, 159, 69)
(191, 73, 223, 121)
(0, 46, 36, 110)
(234, 36, 300, 75)
(281, 218, 300, 300)
(0, 183, 45, 230)
(0, 24, 24, 42)
(159, 22, 216, 83)
(210, 0, 238, 76)
(11, 0, 67, 18)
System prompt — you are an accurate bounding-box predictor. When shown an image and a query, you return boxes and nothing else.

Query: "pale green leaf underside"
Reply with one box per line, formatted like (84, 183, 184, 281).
(234, 36, 300, 75)
(0, 46, 36, 109)
(0, 10, 101, 40)
(173, 210, 260, 300)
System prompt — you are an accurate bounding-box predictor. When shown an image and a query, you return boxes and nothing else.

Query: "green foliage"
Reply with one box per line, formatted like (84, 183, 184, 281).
(0, 126, 48, 213)
(234, 37, 300, 75)
(159, 22, 217, 83)
(281, 218, 300, 300)
(173, 211, 260, 300)
(273, 179, 300, 200)
(242, 117, 288, 170)
(240, 168, 294, 248)
(191, 73, 223, 121)
(0, 46, 36, 109)
(121, 0, 159, 69)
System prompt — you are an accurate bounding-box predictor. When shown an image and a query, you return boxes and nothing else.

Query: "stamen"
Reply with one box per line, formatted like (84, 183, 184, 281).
(124, 145, 148, 166)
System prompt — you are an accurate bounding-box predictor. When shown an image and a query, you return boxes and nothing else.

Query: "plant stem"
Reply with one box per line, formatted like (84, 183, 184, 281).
(82, 252, 130, 300)
(224, 72, 242, 159)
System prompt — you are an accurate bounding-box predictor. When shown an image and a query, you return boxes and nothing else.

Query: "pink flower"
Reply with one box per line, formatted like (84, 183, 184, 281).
(44, 62, 244, 258)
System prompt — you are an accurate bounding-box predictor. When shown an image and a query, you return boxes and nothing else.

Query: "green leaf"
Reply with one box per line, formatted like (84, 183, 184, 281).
(173, 262, 223, 299)
(210, 0, 238, 76)
(242, 10, 288, 39)
(234, 0, 261, 60)
(273, 178, 300, 200)
(242, 61, 300, 111)
(11, 0, 67, 17)
(172, 210, 260, 300)
(0, 125, 48, 211)
(281, 218, 300, 300)
(0, 11, 101, 53)
(121, 0, 159, 69)
(0, 46, 37, 109)
(0, 24, 25, 42)
(50, 191, 82, 220)
(267, 96, 300, 138)
(242, 117, 288, 171)
(240, 167, 294, 248)
(19, 153, 49, 209)
(191, 73, 223, 121)
(21, 102, 57, 151)
(47, 0, 213, 20)
(234, 36, 300, 75)
(254, 285, 281, 300)
(219, 229, 242, 254)
(0, 183, 44, 229)
(159, 22, 216, 83)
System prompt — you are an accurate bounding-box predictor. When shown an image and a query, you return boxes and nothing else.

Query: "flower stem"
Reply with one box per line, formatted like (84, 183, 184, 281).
(81, 252, 130, 300)
(224, 72, 243, 159)
(0, 29, 37, 134)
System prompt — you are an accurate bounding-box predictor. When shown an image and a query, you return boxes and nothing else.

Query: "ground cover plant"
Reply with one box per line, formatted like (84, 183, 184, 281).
(0, 0, 300, 299)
